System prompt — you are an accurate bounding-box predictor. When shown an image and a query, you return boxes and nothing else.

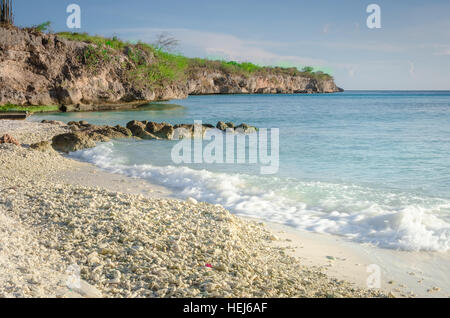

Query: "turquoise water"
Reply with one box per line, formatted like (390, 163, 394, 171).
(33, 91, 450, 251)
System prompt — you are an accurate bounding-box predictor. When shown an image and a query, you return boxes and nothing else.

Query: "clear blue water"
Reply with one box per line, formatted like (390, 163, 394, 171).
(33, 91, 450, 251)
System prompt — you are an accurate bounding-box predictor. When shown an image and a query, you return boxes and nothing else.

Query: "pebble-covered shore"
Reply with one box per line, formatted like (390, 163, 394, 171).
(0, 120, 386, 298)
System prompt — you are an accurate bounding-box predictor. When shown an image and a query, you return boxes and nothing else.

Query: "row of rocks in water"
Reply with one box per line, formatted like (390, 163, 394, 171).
(40, 120, 257, 153)
(126, 120, 257, 141)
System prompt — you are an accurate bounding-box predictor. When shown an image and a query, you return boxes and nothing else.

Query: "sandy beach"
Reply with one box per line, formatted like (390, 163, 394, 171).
(1, 119, 445, 298)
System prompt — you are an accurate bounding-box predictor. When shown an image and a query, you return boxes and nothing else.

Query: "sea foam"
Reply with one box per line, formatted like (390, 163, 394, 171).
(71, 142, 450, 252)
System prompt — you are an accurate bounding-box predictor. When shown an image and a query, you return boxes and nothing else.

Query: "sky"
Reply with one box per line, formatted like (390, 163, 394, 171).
(11, 0, 450, 90)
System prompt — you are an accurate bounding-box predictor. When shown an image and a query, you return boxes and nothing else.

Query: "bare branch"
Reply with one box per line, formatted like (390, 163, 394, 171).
(153, 32, 179, 52)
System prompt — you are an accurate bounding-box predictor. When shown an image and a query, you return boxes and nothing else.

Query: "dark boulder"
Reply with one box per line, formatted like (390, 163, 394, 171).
(146, 122, 174, 139)
(235, 123, 257, 134)
(126, 120, 159, 140)
(52, 132, 97, 153)
(216, 121, 228, 131)
(114, 125, 132, 137)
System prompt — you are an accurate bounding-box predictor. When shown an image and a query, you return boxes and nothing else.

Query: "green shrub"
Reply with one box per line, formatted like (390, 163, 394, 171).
(0, 104, 60, 113)
(57, 32, 128, 50)
(36, 21, 51, 32)
(128, 46, 188, 88)
(81, 45, 113, 72)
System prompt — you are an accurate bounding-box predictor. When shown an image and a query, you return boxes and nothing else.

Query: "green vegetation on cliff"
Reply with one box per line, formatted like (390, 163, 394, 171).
(58, 32, 189, 88)
(56, 32, 333, 89)
(127, 44, 189, 88)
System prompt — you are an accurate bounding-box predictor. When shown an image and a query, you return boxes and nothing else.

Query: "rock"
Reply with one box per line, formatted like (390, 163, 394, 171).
(126, 120, 159, 140)
(51, 132, 96, 153)
(65, 121, 131, 141)
(114, 125, 132, 137)
(216, 122, 235, 131)
(41, 120, 66, 126)
(146, 122, 174, 139)
(173, 124, 194, 139)
(145, 122, 166, 133)
(0, 134, 20, 146)
(174, 124, 194, 132)
(235, 123, 257, 134)
(87, 126, 130, 140)
(126, 120, 144, 133)
(173, 124, 213, 139)
(216, 121, 228, 131)
(30, 141, 54, 152)
(0, 27, 340, 109)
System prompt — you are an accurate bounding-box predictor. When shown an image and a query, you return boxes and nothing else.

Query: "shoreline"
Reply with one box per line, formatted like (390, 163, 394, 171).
(54, 150, 449, 298)
(58, 145, 450, 298)
(1, 119, 446, 298)
(258, 220, 449, 298)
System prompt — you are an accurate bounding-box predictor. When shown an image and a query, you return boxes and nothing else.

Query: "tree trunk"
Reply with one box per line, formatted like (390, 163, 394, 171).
(0, 0, 14, 26)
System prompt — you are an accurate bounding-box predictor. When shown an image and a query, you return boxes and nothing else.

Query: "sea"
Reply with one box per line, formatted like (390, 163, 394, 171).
(32, 91, 450, 252)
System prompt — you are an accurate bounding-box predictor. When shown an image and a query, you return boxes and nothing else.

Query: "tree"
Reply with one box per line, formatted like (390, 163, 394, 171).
(153, 32, 179, 52)
(0, 0, 13, 26)
(302, 66, 314, 73)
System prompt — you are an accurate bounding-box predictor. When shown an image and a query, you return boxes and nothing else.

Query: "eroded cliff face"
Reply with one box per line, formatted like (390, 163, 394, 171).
(0, 27, 342, 111)
(187, 70, 340, 95)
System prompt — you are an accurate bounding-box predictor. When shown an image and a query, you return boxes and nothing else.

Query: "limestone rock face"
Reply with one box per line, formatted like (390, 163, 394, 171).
(187, 70, 342, 95)
(0, 27, 342, 111)
(0, 27, 160, 109)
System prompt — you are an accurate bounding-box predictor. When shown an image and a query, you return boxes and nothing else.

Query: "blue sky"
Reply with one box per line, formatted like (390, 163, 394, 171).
(12, 0, 450, 90)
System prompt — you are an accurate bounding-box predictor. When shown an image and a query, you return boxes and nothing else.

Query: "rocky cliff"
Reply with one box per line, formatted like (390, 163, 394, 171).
(0, 27, 342, 111)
